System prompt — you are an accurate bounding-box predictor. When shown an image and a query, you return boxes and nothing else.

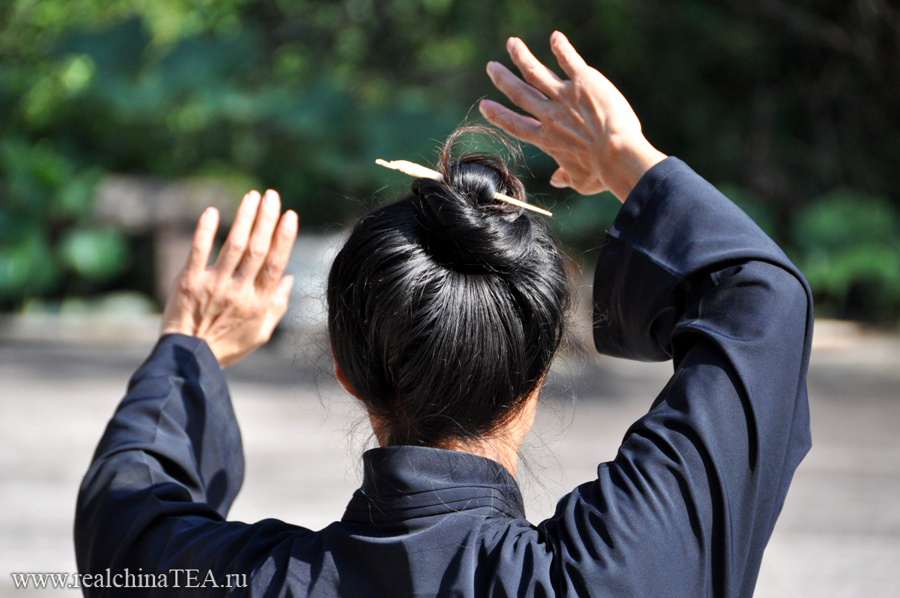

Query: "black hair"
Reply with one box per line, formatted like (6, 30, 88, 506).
(327, 127, 571, 447)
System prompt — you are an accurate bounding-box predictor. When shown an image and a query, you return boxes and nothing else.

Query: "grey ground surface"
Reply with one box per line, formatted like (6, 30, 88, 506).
(1, 318, 898, 597)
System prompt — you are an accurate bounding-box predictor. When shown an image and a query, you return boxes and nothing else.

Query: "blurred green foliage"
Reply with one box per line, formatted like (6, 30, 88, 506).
(0, 135, 124, 304)
(793, 192, 900, 321)
(0, 0, 898, 321)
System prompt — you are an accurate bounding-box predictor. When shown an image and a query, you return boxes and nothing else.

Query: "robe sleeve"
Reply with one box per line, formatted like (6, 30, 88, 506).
(74, 334, 308, 596)
(539, 157, 813, 597)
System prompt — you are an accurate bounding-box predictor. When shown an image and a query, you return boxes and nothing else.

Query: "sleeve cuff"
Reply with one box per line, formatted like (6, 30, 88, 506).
(135, 334, 226, 397)
(610, 156, 685, 250)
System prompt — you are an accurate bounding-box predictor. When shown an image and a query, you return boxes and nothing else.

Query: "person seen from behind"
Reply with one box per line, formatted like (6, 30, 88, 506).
(75, 32, 812, 597)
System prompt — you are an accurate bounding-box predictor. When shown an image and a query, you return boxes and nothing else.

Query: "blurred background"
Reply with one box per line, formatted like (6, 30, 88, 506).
(1, 1, 899, 597)
(1, 0, 899, 322)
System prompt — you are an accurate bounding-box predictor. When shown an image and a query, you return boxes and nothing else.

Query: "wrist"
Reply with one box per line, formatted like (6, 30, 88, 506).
(160, 319, 197, 338)
(601, 138, 667, 203)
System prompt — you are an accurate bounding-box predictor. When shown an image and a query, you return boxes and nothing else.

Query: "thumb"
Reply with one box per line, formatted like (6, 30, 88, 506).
(549, 167, 571, 189)
(260, 275, 295, 339)
(272, 275, 294, 317)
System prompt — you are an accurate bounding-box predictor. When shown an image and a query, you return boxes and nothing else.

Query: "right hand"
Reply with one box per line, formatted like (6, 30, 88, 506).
(479, 31, 666, 202)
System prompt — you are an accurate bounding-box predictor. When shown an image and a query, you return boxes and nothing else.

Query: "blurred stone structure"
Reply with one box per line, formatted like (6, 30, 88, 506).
(93, 176, 238, 304)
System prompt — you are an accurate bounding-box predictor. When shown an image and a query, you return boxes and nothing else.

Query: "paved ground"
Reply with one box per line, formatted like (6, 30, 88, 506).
(1, 318, 898, 596)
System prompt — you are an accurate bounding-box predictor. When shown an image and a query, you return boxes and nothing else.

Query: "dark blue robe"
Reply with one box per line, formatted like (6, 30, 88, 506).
(75, 157, 813, 596)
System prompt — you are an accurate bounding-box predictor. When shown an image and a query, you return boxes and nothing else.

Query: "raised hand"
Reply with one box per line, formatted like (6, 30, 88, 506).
(480, 31, 666, 202)
(160, 190, 298, 367)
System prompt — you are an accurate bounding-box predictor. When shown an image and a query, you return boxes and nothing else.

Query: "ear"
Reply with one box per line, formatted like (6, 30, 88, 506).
(333, 357, 358, 399)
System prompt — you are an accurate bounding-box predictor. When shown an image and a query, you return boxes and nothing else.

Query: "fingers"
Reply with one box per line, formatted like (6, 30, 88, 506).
(550, 31, 588, 79)
(486, 61, 551, 120)
(234, 189, 281, 282)
(214, 190, 261, 276)
(479, 99, 544, 146)
(506, 37, 564, 98)
(549, 167, 571, 189)
(257, 210, 298, 292)
(185, 208, 220, 274)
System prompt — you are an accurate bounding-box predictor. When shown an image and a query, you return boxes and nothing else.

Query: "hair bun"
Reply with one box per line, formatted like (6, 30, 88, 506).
(411, 156, 535, 273)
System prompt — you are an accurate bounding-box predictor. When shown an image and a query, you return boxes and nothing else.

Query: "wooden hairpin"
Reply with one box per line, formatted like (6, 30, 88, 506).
(375, 159, 553, 217)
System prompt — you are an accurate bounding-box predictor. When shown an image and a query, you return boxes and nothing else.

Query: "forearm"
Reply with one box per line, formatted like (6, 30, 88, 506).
(593, 157, 811, 360)
(75, 334, 244, 578)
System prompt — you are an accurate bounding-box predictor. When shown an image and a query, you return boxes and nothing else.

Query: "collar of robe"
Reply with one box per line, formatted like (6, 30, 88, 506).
(341, 445, 526, 524)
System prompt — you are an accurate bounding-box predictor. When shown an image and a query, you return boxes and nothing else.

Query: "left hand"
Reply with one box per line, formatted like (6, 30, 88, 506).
(160, 189, 299, 367)
(480, 32, 666, 201)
